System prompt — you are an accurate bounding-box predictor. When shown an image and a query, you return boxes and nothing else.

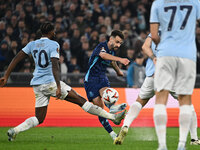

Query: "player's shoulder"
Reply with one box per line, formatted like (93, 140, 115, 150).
(97, 41, 108, 50)
(48, 39, 59, 46)
(46, 39, 60, 48)
(97, 41, 107, 47)
(25, 40, 35, 47)
(152, 0, 163, 6)
(193, 0, 200, 5)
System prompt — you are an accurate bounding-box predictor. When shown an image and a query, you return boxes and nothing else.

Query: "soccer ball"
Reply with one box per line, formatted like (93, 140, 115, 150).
(102, 88, 119, 105)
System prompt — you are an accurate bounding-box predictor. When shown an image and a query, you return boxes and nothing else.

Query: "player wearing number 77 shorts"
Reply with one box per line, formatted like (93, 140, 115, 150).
(149, 0, 200, 150)
(0, 22, 126, 141)
(114, 32, 200, 147)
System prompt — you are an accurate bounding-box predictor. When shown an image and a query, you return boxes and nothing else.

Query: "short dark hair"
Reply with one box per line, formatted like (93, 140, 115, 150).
(110, 30, 124, 40)
(40, 22, 54, 35)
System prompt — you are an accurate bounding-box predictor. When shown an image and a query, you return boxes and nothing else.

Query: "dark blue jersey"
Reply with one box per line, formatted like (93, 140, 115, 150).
(84, 41, 115, 81)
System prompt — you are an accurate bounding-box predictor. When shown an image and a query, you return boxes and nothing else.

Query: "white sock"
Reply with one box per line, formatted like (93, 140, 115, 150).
(178, 105, 192, 147)
(110, 131, 117, 137)
(123, 102, 142, 128)
(82, 101, 115, 120)
(14, 116, 39, 134)
(153, 104, 167, 148)
(190, 105, 198, 140)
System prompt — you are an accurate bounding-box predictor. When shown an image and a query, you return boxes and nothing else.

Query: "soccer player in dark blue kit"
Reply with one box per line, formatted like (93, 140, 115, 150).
(84, 30, 130, 140)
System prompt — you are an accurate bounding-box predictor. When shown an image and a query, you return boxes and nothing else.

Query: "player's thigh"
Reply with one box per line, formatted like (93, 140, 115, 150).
(139, 76, 155, 100)
(99, 87, 109, 97)
(98, 77, 110, 97)
(84, 77, 110, 102)
(65, 88, 86, 106)
(33, 85, 50, 107)
(84, 79, 100, 102)
(92, 96, 104, 108)
(175, 58, 196, 95)
(154, 57, 176, 92)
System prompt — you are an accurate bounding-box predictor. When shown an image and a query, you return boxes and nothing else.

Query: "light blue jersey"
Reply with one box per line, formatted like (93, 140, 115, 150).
(22, 37, 60, 85)
(145, 34, 157, 77)
(150, 0, 200, 62)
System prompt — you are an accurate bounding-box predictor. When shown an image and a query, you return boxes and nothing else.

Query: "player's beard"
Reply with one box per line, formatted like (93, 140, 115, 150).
(111, 42, 118, 50)
(113, 46, 119, 51)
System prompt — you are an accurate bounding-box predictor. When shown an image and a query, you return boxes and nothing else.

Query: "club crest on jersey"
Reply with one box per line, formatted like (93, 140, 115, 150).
(101, 47, 106, 52)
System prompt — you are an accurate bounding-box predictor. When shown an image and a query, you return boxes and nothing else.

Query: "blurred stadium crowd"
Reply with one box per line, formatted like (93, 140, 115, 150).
(0, 0, 200, 75)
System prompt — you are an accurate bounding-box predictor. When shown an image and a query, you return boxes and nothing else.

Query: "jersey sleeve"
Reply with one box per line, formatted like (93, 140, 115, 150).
(50, 42, 60, 59)
(195, 0, 200, 20)
(150, 0, 159, 23)
(22, 42, 32, 55)
(93, 44, 108, 56)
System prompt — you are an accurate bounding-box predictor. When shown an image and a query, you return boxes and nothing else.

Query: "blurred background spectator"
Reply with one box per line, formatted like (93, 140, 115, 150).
(127, 52, 145, 88)
(0, 0, 199, 77)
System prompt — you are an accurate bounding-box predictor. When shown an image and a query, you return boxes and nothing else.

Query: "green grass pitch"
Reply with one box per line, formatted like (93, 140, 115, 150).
(0, 127, 199, 150)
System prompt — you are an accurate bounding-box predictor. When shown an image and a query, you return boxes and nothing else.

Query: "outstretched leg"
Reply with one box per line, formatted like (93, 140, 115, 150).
(114, 96, 148, 145)
(93, 96, 117, 140)
(64, 89, 125, 124)
(8, 106, 47, 141)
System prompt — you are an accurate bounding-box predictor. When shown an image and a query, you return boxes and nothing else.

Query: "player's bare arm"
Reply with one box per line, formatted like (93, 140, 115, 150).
(0, 50, 27, 87)
(150, 23, 160, 45)
(99, 52, 130, 66)
(51, 57, 61, 99)
(110, 61, 123, 76)
(142, 37, 156, 64)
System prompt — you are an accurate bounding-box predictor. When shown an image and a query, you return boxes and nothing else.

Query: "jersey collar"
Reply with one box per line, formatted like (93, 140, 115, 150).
(40, 37, 49, 39)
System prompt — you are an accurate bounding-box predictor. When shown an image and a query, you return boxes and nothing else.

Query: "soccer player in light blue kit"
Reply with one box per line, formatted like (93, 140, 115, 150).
(150, 0, 200, 150)
(114, 33, 200, 146)
(0, 23, 126, 141)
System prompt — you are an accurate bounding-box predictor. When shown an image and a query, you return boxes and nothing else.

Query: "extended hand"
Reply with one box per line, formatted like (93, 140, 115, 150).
(120, 58, 130, 66)
(56, 88, 61, 100)
(0, 77, 8, 87)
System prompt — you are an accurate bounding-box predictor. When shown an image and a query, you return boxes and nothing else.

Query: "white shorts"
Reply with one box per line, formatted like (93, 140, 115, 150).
(139, 77, 155, 100)
(33, 81, 72, 108)
(154, 57, 196, 95)
(139, 76, 178, 100)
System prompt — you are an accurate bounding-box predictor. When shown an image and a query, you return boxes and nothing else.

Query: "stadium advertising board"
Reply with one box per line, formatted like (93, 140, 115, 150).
(0, 87, 200, 127)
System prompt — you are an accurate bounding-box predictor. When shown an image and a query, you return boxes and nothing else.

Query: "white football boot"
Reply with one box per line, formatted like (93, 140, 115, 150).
(109, 103, 127, 114)
(190, 139, 200, 145)
(7, 128, 17, 141)
(113, 126, 128, 145)
(112, 110, 127, 125)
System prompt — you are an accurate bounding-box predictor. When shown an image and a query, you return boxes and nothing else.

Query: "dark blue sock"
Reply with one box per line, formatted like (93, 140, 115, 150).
(98, 116, 113, 133)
